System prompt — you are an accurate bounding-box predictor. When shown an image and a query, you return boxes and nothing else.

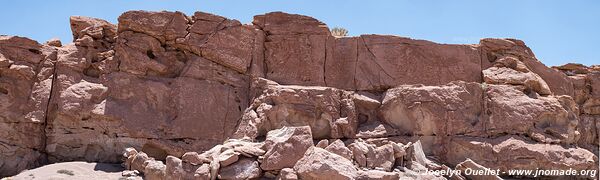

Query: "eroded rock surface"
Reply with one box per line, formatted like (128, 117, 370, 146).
(2, 10, 599, 179)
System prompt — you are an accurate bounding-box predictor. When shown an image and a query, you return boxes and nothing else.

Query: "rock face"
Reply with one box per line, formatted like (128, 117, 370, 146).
(0, 36, 55, 176)
(1, 10, 599, 179)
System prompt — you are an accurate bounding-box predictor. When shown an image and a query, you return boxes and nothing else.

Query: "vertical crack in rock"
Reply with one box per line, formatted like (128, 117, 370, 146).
(323, 36, 328, 86)
(359, 36, 395, 81)
(40, 51, 58, 161)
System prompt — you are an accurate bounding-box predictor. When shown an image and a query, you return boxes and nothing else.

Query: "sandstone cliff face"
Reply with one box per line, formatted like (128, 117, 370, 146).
(0, 10, 598, 179)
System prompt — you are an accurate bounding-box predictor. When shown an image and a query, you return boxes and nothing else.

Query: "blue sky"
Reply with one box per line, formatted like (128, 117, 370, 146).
(0, 1, 598, 66)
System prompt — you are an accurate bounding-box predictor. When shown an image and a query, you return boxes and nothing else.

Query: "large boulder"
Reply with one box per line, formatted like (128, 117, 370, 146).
(483, 66, 551, 95)
(443, 136, 597, 172)
(294, 147, 359, 180)
(484, 85, 580, 144)
(260, 126, 314, 170)
(233, 79, 357, 139)
(479, 38, 574, 96)
(379, 81, 484, 136)
(455, 159, 502, 180)
(117, 11, 188, 44)
(218, 158, 261, 180)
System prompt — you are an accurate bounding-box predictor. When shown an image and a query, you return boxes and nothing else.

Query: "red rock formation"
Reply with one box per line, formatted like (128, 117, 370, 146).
(1, 10, 598, 179)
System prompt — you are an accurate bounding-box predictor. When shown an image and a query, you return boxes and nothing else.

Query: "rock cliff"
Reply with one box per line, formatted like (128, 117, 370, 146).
(1, 10, 598, 179)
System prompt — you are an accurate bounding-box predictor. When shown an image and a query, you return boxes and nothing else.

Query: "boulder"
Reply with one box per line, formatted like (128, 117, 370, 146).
(233, 81, 357, 139)
(70, 16, 117, 49)
(348, 139, 371, 168)
(117, 10, 188, 44)
(315, 139, 329, 148)
(194, 164, 211, 180)
(253, 12, 330, 35)
(294, 147, 359, 180)
(144, 160, 167, 180)
(554, 63, 591, 75)
(357, 170, 400, 180)
(366, 143, 395, 171)
(218, 158, 261, 180)
(165, 156, 184, 179)
(479, 38, 574, 96)
(379, 81, 484, 136)
(182, 152, 209, 165)
(277, 168, 298, 180)
(260, 126, 314, 170)
(483, 66, 551, 95)
(455, 159, 502, 180)
(444, 136, 597, 172)
(484, 85, 579, 144)
(324, 139, 353, 160)
(218, 149, 239, 167)
(46, 38, 62, 47)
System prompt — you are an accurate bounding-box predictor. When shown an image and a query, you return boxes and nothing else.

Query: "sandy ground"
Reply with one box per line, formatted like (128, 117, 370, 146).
(6, 161, 138, 180)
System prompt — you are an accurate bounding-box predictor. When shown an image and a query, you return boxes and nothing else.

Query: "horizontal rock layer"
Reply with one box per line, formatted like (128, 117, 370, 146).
(1, 10, 598, 179)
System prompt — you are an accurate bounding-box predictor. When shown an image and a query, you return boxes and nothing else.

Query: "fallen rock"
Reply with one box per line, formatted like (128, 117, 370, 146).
(444, 136, 597, 172)
(182, 152, 209, 165)
(357, 170, 400, 180)
(324, 139, 353, 160)
(144, 160, 166, 180)
(260, 126, 314, 170)
(348, 139, 371, 168)
(366, 143, 395, 171)
(218, 149, 240, 167)
(194, 164, 211, 180)
(455, 159, 502, 180)
(294, 147, 359, 180)
(234, 81, 357, 139)
(315, 139, 329, 148)
(165, 156, 184, 179)
(218, 158, 262, 180)
(277, 168, 298, 180)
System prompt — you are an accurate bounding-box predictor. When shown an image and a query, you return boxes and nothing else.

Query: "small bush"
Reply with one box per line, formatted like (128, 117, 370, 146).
(331, 27, 348, 37)
(57, 169, 75, 176)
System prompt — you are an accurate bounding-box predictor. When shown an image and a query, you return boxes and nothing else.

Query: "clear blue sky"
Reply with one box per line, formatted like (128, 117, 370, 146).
(1, 1, 598, 66)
